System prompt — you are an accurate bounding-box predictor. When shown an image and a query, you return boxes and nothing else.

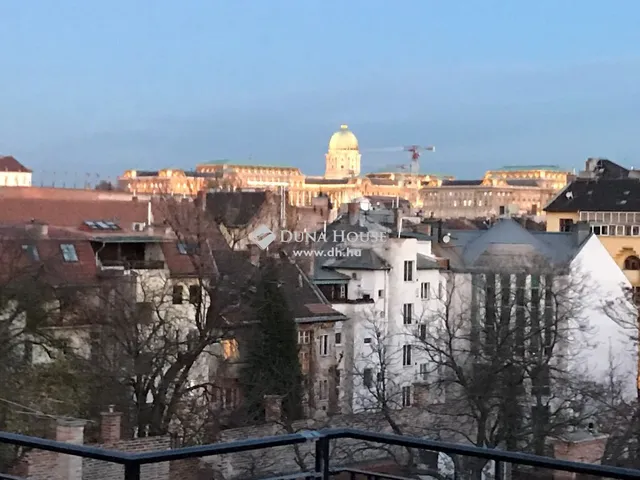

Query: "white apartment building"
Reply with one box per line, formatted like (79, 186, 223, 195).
(311, 203, 443, 413)
(432, 218, 638, 401)
(0, 156, 32, 187)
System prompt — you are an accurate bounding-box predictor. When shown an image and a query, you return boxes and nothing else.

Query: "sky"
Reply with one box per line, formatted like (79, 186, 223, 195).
(1, 0, 640, 185)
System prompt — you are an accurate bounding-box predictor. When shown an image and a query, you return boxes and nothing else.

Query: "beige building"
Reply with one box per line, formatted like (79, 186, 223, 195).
(118, 126, 570, 215)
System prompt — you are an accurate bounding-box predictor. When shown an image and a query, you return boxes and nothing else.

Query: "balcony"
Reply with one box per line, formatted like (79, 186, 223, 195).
(100, 259, 166, 271)
(2, 428, 639, 480)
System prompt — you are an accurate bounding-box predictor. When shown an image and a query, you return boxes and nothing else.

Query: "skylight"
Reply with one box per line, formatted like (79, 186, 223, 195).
(60, 244, 79, 262)
(84, 220, 122, 231)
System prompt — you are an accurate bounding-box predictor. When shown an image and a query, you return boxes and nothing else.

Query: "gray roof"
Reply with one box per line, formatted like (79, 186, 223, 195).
(322, 248, 390, 270)
(313, 268, 351, 284)
(417, 253, 440, 270)
(433, 218, 586, 272)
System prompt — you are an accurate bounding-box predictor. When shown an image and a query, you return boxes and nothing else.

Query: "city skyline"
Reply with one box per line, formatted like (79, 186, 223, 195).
(1, 0, 640, 182)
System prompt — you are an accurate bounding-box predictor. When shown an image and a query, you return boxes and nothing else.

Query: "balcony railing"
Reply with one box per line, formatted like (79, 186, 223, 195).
(100, 259, 166, 270)
(1, 428, 640, 480)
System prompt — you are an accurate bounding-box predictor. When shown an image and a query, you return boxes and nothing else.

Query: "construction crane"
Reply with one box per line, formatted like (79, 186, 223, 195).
(365, 144, 436, 174)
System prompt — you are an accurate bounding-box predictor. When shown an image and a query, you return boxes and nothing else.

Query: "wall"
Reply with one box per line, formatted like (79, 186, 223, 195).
(569, 235, 637, 399)
(0, 171, 32, 187)
(545, 212, 579, 232)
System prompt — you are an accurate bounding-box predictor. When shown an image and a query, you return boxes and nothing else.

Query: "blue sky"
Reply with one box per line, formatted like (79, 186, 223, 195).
(1, 0, 639, 184)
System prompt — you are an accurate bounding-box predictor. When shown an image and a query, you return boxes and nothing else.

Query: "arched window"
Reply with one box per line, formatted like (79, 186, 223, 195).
(624, 256, 640, 270)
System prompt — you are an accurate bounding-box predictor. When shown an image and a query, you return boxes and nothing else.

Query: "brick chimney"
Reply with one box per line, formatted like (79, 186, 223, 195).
(347, 202, 360, 226)
(27, 220, 48, 237)
(100, 406, 122, 444)
(264, 395, 283, 422)
(56, 419, 86, 480)
(551, 431, 608, 480)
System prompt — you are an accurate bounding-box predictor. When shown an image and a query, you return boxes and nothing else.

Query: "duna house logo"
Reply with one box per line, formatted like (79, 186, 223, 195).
(248, 224, 277, 250)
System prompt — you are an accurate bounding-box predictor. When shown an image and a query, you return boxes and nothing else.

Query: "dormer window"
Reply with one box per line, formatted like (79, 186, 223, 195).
(22, 245, 39, 261)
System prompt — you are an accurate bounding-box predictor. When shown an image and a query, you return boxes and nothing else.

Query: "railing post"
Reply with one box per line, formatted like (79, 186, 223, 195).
(124, 462, 141, 480)
(495, 460, 503, 480)
(314, 435, 330, 480)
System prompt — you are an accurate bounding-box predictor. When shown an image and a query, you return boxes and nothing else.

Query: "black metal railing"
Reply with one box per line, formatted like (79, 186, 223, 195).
(1, 428, 640, 480)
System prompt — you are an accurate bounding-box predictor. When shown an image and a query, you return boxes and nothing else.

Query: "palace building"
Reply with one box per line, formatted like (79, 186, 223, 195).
(118, 125, 571, 216)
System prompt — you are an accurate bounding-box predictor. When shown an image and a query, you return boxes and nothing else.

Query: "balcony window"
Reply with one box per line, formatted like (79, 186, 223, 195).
(624, 256, 640, 270)
(403, 303, 413, 325)
(188, 285, 201, 304)
(403, 261, 414, 281)
(402, 345, 412, 366)
(401, 386, 412, 407)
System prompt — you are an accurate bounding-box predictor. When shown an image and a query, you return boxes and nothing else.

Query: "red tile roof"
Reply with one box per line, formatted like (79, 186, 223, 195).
(0, 156, 31, 173)
(0, 186, 142, 201)
(0, 198, 151, 231)
(0, 224, 97, 286)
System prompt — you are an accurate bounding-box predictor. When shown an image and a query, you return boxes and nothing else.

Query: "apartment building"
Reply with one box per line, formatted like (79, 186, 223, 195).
(545, 157, 640, 290)
(304, 203, 443, 413)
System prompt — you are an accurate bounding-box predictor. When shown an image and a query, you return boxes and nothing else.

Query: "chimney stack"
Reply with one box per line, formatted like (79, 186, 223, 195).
(56, 419, 86, 480)
(264, 395, 283, 422)
(551, 432, 608, 480)
(573, 221, 591, 246)
(27, 220, 48, 237)
(100, 406, 122, 444)
(394, 208, 403, 237)
(347, 202, 360, 226)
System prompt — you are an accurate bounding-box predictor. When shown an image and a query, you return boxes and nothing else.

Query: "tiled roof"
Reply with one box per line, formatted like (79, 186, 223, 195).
(305, 178, 350, 185)
(545, 178, 640, 212)
(0, 225, 96, 285)
(205, 191, 270, 227)
(0, 186, 144, 202)
(0, 156, 31, 173)
(0, 198, 151, 231)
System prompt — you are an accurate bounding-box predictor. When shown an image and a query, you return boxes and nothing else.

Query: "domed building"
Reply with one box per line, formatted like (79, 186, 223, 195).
(119, 123, 571, 217)
(325, 125, 361, 179)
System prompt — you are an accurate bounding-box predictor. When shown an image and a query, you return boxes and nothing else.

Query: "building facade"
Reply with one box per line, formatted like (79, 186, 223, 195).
(545, 158, 640, 289)
(118, 126, 570, 215)
(0, 156, 32, 187)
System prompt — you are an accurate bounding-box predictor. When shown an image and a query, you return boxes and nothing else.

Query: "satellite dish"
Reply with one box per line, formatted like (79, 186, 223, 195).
(442, 233, 451, 244)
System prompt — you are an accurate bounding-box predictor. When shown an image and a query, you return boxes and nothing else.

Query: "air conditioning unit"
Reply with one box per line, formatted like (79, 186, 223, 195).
(133, 222, 146, 232)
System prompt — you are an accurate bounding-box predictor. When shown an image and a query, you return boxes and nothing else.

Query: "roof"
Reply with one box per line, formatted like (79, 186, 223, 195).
(417, 253, 440, 270)
(442, 180, 483, 186)
(545, 178, 640, 212)
(433, 218, 587, 272)
(0, 186, 145, 202)
(0, 197, 151, 231)
(305, 178, 350, 185)
(205, 191, 270, 227)
(0, 225, 97, 286)
(497, 165, 566, 172)
(197, 159, 300, 170)
(0, 156, 31, 173)
(322, 248, 390, 271)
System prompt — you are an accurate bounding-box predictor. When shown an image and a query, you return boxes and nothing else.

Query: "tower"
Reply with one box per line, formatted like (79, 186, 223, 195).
(324, 125, 361, 179)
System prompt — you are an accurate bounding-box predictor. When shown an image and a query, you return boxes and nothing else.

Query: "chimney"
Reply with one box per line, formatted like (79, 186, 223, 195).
(573, 221, 591, 246)
(56, 419, 86, 480)
(264, 395, 283, 422)
(249, 244, 261, 266)
(394, 208, 403, 237)
(27, 220, 48, 237)
(551, 432, 608, 480)
(347, 202, 360, 226)
(100, 406, 122, 444)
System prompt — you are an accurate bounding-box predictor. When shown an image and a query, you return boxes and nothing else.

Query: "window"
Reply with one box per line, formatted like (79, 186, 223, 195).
(221, 339, 239, 360)
(60, 244, 78, 262)
(633, 226, 640, 236)
(601, 225, 609, 235)
(402, 344, 412, 366)
(418, 324, 427, 340)
(298, 331, 312, 344)
(299, 351, 310, 373)
(378, 289, 384, 298)
(402, 386, 412, 407)
(172, 285, 184, 304)
(319, 335, 329, 356)
(403, 303, 413, 325)
(318, 379, 328, 400)
(624, 256, 640, 270)
(21, 244, 39, 261)
(419, 363, 428, 381)
(421, 282, 430, 299)
(221, 387, 239, 409)
(438, 281, 444, 299)
(592, 225, 601, 235)
(339, 285, 346, 299)
(335, 368, 341, 387)
(363, 368, 373, 388)
(559, 218, 574, 232)
(188, 285, 201, 304)
(616, 225, 625, 236)
(363, 337, 372, 344)
(403, 261, 414, 281)
(335, 332, 342, 345)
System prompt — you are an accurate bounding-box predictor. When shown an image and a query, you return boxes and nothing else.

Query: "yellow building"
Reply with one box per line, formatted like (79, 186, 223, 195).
(544, 158, 640, 288)
(118, 125, 570, 214)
